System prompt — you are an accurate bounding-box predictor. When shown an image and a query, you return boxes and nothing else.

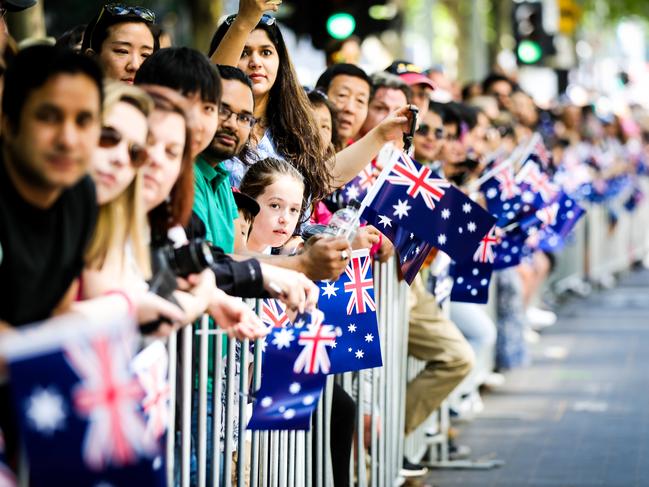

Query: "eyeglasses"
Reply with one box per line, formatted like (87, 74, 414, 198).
(416, 124, 444, 140)
(89, 4, 156, 51)
(99, 126, 149, 167)
(0, 8, 7, 19)
(224, 13, 276, 26)
(218, 105, 257, 128)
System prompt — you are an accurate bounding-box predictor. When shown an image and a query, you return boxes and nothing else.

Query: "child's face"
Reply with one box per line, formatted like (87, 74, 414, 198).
(248, 174, 304, 250)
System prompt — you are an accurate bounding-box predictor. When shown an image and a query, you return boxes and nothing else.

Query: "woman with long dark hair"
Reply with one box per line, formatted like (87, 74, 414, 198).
(209, 0, 414, 202)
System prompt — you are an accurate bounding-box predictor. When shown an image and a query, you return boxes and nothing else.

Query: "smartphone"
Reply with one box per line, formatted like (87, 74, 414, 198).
(403, 106, 419, 153)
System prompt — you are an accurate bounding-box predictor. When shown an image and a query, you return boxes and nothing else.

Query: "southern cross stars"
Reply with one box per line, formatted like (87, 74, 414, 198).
(322, 281, 338, 298)
(355, 350, 364, 359)
(467, 221, 476, 232)
(441, 208, 451, 220)
(26, 386, 66, 435)
(462, 202, 472, 214)
(364, 333, 374, 342)
(272, 328, 295, 349)
(437, 234, 447, 245)
(392, 199, 411, 219)
(347, 324, 357, 333)
(378, 214, 392, 228)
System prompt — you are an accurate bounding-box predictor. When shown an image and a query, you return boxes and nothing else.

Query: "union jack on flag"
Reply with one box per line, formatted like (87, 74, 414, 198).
(131, 341, 171, 442)
(473, 226, 500, 264)
(535, 202, 559, 227)
(518, 161, 558, 204)
(66, 337, 157, 470)
(260, 299, 290, 329)
(344, 254, 376, 315)
(494, 164, 520, 200)
(293, 323, 338, 374)
(386, 153, 451, 210)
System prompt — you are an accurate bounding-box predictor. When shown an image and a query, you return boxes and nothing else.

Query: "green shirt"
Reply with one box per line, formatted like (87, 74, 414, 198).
(193, 156, 238, 253)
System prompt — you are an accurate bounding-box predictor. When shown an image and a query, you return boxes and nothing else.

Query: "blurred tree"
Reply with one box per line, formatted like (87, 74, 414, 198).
(186, 0, 221, 51)
(583, 0, 649, 20)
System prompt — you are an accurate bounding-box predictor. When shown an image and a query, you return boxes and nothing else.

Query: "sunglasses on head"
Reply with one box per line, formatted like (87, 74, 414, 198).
(100, 126, 148, 167)
(103, 3, 156, 22)
(416, 124, 445, 140)
(225, 13, 276, 26)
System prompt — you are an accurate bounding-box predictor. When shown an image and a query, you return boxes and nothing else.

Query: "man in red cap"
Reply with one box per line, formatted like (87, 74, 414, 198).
(386, 60, 436, 120)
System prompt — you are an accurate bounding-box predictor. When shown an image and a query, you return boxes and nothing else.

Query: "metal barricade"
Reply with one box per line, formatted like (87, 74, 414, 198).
(167, 256, 411, 487)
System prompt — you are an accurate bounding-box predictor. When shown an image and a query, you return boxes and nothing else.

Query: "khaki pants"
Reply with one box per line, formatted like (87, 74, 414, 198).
(404, 274, 475, 435)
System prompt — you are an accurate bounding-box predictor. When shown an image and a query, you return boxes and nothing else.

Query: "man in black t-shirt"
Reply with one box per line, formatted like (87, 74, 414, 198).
(0, 46, 104, 463)
(0, 45, 103, 328)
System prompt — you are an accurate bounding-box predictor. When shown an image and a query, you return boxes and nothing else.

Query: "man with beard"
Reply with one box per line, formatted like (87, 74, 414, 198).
(193, 64, 251, 253)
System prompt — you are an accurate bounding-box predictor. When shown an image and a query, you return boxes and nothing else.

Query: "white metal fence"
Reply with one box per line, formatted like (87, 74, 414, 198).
(166, 181, 649, 487)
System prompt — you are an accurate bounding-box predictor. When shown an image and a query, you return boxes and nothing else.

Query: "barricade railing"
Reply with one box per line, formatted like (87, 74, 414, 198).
(165, 188, 649, 487)
(166, 256, 411, 487)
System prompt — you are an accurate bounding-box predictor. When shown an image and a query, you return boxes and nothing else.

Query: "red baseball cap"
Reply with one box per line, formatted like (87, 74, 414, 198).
(385, 60, 436, 91)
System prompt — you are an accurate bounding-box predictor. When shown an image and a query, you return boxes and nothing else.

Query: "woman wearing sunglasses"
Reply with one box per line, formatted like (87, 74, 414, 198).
(82, 3, 158, 84)
(83, 81, 153, 297)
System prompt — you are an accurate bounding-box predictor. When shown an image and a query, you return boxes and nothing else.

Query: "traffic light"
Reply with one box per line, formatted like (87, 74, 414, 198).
(279, 1, 401, 50)
(512, 2, 555, 66)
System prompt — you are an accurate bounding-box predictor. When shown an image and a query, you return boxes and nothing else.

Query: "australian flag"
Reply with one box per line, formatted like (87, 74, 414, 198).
(362, 151, 496, 264)
(336, 162, 377, 206)
(247, 310, 331, 430)
(450, 226, 499, 304)
(0, 305, 165, 486)
(317, 249, 383, 372)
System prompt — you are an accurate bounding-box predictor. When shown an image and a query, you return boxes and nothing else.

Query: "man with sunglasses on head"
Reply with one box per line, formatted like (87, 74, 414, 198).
(82, 3, 158, 84)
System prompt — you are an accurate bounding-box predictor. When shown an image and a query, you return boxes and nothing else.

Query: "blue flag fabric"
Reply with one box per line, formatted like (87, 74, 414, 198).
(248, 311, 330, 431)
(0, 307, 165, 487)
(317, 249, 383, 372)
(450, 226, 498, 304)
(450, 261, 493, 304)
(362, 152, 496, 264)
(363, 207, 434, 285)
(516, 159, 559, 210)
(480, 162, 526, 226)
(493, 228, 529, 270)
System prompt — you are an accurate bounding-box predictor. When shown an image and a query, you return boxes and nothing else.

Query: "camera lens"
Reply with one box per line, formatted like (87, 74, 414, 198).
(171, 240, 215, 277)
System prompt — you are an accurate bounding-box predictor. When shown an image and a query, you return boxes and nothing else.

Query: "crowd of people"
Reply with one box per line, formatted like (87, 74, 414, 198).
(1, 0, 648, 485)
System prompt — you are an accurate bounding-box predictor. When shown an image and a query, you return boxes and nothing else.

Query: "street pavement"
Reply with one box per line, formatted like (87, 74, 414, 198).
(424, 268, 649, 487)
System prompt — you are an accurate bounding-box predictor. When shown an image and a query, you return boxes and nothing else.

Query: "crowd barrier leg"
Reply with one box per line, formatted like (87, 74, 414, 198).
(166, 331, 178, 487)
(198, 315, 210, 487)
(212, 330, 224, 486)
(181, 325, 193, 487)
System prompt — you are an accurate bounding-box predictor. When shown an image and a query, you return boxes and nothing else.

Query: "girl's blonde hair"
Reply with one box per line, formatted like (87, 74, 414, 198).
(85, 82, 153, 278)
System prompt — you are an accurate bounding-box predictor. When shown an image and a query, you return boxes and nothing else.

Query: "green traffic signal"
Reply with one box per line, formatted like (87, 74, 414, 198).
(326, 12, 356, 40)
(517, 39, 543, 64)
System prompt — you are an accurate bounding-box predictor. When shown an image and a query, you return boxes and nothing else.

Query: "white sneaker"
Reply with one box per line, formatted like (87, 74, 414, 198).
(527, 306, 557, 329)
(524, 327, 540, 344)
(484, 372, 506, 388)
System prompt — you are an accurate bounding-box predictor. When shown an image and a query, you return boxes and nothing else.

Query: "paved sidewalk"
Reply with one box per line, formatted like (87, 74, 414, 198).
(425, 268, 649, 487)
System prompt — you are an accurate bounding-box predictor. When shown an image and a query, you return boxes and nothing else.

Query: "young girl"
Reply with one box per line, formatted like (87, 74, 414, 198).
(239, 157, 305, 253)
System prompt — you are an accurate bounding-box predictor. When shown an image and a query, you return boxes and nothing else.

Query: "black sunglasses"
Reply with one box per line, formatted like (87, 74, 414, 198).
(100, 126, 148, 168)
(103, 3, 155, 22)
(225, 13, 276, 26)
(416, 124, 445, 140)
